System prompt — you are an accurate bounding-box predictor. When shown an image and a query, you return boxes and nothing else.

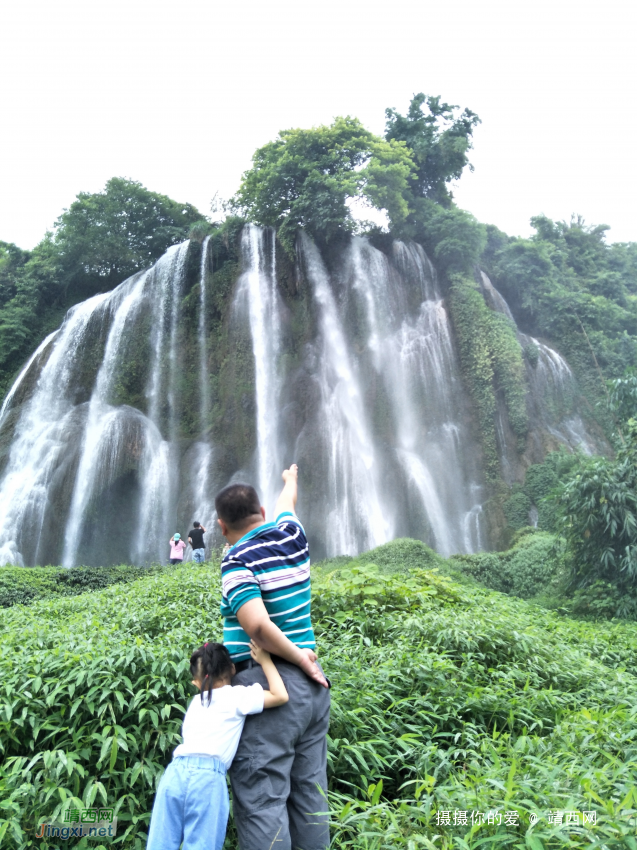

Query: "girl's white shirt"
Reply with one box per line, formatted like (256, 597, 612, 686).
(173, 683, 264, 768)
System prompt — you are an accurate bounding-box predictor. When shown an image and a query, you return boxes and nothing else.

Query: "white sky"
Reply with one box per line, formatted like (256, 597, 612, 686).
(2, 0, 636, 249)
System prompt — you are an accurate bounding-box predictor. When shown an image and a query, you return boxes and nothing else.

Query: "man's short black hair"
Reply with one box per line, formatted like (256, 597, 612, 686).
(215, 483, 262, 530)
(193, 521, 200, 528)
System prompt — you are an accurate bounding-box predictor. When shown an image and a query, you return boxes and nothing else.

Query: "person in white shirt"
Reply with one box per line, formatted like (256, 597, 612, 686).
(146, 639, 288, 850)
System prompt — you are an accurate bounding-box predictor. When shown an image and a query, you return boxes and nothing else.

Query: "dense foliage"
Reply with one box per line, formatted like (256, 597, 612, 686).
(385, 93, 480, 207)
(0, 179, 202, 399)
(232, 94, 486, 268)
(231, 116, 415, 256)
(0, 564, 168, 609)
(1, 545, 636, 849)
(448, 274, 527, 480)
(551, 376, 637, 608)
(482, 215, 637, 414)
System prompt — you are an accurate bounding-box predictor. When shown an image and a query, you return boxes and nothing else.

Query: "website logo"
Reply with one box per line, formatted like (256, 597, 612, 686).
(35, 808, 117, 839)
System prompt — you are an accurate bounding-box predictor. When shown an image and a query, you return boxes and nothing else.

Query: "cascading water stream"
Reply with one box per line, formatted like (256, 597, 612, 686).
(0, 294, 111, 565)
(187, 236, 216, 556)
(199, 236, 211, 433)
(0, 331, 58, 431)
(62, 275, 147, 567)
(349, 238, 483, 555)
(300, 233, 390, 555)
(136, 242, 190, 563)
(236, 225, 282, 514)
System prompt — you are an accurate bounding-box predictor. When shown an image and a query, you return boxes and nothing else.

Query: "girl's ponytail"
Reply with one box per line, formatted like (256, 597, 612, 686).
(190, 642, 234, 703)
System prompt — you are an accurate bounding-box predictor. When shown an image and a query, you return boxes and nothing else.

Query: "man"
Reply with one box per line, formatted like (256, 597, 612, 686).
(187, 521, 206, 564)
(215, 464, 330, 850)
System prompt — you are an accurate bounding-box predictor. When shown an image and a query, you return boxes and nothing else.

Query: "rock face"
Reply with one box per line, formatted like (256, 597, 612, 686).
(0, 226, 603, 566)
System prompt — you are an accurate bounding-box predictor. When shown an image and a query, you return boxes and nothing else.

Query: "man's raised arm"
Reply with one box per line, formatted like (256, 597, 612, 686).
(274, 464, 298, 518)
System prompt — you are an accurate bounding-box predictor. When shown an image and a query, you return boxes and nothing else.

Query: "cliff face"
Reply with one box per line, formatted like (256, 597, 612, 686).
(0, 226, 604, 567)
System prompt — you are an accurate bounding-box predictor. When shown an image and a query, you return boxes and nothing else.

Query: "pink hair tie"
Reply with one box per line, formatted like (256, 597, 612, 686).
(204, 642, 209, 648)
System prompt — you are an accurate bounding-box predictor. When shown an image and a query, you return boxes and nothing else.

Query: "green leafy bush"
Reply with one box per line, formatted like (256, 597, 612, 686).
(0, 567, 63, 609)
(449, 531, 563, 599)
(357, 537, 444, 572)
(0, 564, 169, 609)
(503, 490, 532, 529)
(0, 540, 636, 848)
(554, 420, 637, 594)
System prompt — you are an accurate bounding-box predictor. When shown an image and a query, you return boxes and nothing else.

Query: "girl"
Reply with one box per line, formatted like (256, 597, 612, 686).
(168, 533, 186, 564)
(146, 640, 288, 850)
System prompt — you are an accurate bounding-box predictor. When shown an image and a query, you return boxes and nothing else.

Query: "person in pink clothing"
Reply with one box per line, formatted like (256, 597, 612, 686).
(169, 533, 186, 564)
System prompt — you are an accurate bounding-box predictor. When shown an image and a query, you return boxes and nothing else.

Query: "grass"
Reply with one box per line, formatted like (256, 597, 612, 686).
(0, 542, 636, 848)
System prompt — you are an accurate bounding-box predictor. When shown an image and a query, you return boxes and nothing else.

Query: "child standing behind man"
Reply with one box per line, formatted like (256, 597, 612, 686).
(216, 464, 330, 850)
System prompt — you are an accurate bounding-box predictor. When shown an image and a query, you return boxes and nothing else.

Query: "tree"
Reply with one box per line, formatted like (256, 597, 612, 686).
(0, 179, 203, 400)
(53, 177, 203, 297)
(554, 373, 637, 593)
(385, 93, 480, 206)
(232, 116, 415, 255)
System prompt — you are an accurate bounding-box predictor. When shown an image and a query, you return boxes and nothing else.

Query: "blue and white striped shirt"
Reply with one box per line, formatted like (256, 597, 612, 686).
(220, 512, 316, 661)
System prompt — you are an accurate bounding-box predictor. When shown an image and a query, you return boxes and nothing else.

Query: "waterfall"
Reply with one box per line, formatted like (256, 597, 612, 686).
(478, 271, 598, 456)
(0, 294, 111, 566)
(136, 242, 190, 563)
(348, 238, 483, 555)
(187, 236, 216, 559)
(0, 331, 58, 431)
(0, 228, 606, 567)
(235, 225, 282, 515)
(199, 236, 211, 433)
(61, 275, 147, 567)
(479, 270, 515, 323)
(524, 335, 596, 454)
(299, 234, 391, 556)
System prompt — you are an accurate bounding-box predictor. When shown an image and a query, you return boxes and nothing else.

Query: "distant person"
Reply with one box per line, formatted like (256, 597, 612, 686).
(169, 533, 186, 565)
(146, 640, 288, 850)
(188, 521, 206, 563)
(216, 463, 330, 850)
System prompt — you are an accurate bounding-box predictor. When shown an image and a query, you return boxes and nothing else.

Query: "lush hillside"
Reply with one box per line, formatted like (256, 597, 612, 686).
(1, 542, 636, 848)
(0, 179, 204, 402)
(1, 97, 636, 560)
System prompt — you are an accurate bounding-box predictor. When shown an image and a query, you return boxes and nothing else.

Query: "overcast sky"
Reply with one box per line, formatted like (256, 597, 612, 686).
(2, 0, 636, 250)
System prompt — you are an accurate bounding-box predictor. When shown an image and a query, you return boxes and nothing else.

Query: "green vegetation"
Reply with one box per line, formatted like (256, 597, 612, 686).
(482, 215, 637, 415)
(448, 274, 527, 481)
(232, 116, 415, 256)
(385, 93, 480, 208)
(1, 543, 636, 849)
(0, 564, 169, 609)
(550, 375, 637, 613)
(449, 530, 564, 601)
(0, 179, 202, 400)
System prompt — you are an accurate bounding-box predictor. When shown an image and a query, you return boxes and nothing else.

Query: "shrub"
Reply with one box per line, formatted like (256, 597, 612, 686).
(503, 490, 532, 529)
(449, 531, 563, 599)
(0, 545, 636, 848)
(0, 564, 170, 609)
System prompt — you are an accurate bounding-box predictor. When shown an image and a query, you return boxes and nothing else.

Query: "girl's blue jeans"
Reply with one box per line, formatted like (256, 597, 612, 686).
(147, 756, 229, 850)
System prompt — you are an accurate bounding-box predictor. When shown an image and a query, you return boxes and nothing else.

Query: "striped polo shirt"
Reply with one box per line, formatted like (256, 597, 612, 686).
(220, 512, 315, 661)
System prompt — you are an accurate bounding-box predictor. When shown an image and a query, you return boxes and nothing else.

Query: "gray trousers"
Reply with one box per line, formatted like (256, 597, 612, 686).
(229, 658, 331, 850)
